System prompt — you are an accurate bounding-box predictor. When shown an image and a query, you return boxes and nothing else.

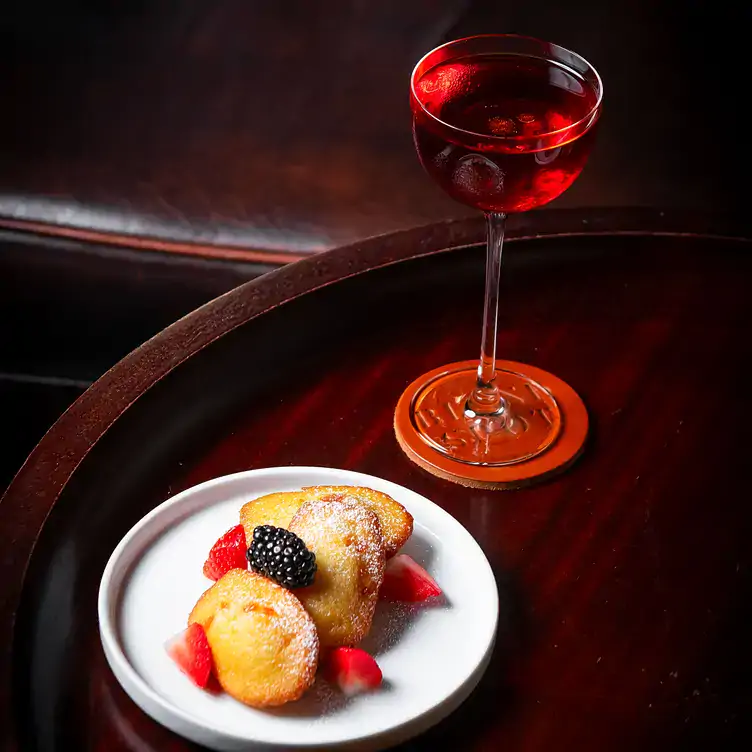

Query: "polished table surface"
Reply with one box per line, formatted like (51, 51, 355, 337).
(2, 0, 750, 257)
(2, 214, 751, 750)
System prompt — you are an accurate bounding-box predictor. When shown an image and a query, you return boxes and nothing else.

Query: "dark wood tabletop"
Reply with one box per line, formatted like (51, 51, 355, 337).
(2, 211, 751, 751)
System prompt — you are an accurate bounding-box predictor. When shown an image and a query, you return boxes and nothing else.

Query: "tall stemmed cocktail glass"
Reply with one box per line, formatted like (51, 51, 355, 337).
(395, 35, 603, 487)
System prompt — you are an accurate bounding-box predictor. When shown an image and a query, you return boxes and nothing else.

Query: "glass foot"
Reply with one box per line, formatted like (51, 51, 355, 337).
(394, 360, 588, 488)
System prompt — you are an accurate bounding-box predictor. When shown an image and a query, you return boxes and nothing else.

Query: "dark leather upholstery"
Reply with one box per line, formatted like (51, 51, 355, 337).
(1, 0, 749, 256)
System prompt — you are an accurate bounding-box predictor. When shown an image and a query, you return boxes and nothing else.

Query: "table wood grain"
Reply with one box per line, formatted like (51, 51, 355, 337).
(2, 210, 751, 751)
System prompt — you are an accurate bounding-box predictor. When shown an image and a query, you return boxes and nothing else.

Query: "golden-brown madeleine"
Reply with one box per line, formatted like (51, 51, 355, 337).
(189, 569, 318, 707)
(289, 498, 386, 647)
(240, 485, 413, 558)
(303, 486, 413, 558)
(239, 491, 307, 539)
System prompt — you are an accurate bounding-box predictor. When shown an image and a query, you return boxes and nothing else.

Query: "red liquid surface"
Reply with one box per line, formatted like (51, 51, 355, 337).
(412, 54, 600, 212)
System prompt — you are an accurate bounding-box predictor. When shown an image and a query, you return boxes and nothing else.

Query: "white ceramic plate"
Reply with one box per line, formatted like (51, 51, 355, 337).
(98, 466, 498, 751)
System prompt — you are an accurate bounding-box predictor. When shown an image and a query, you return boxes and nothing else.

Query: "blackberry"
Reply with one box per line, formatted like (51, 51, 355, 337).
(247, 525, 316, 589)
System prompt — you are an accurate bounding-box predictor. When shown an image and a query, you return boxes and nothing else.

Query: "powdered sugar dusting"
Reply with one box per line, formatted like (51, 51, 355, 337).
(263, 577, 319, 685)
(234, 571, 319, 665)
(302, 485, 414, 557)
(292, 497, 386, 583)
(191, 570, 319, 697)
(266, 676, 353, 719)
(338, 495, 387, 592)
(295, 496, 385, 592)
(362, 602, 424, 655)
(289, 497, 386, 646)
(185, 494, 441, 712)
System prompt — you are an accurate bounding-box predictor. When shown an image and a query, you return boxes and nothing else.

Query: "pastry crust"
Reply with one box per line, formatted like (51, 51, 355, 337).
(240, 485, 413, 558)
(239, 491, 304, 540)
(288, 498, 386, 647)
(189, 569, 318, 707)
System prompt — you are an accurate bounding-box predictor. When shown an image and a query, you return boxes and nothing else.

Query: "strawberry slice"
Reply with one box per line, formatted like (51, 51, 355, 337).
(323, 647, 382, 695)
(202, 524, 248, 580)
(379, 554, 442, 602)
(165, 623, 212, 688)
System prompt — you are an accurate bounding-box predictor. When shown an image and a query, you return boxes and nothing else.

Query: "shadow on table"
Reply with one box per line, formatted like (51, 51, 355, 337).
(392, 557, 529, 750)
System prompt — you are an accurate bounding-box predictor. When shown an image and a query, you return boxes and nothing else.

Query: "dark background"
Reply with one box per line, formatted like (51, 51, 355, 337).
(1, 0, 750, 490)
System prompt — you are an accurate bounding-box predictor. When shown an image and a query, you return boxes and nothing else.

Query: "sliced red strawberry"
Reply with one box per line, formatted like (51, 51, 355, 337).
(202, 524, 248, 580)
(379, 554, 443, 602)
(165, 623, 212, 688)
(323, 647, 382, 696)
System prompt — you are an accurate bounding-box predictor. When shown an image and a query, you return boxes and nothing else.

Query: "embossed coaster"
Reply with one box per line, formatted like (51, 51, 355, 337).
(394, 360, 588, 489)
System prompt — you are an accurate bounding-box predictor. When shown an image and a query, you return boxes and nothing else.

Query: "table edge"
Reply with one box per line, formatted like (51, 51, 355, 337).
(1, 207, 750, 749)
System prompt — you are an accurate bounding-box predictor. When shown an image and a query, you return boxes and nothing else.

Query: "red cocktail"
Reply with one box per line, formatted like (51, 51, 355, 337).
(395, 35, 603, 487)
(413, 52, 599, 212)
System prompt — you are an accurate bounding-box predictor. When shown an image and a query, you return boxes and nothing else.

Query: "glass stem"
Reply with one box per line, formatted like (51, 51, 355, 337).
(466, 211, 507, 418)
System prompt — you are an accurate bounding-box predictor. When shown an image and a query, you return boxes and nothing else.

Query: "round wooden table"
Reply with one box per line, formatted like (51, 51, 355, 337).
(2, 209, 751, 750)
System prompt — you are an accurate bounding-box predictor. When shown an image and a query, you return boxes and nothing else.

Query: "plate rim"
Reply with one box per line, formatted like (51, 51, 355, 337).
(97, 465, 500, 750)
